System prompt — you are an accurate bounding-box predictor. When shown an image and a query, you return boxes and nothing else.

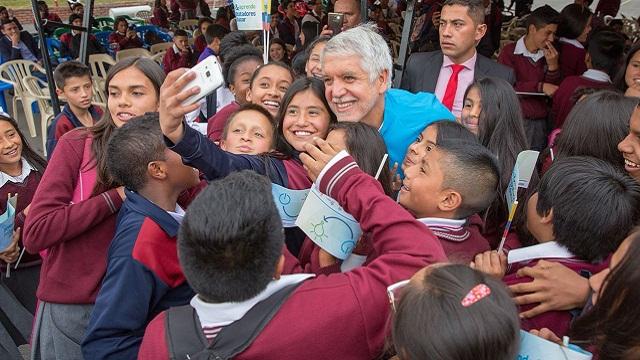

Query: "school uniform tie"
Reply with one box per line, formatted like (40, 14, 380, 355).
(442, 64, 465, 111)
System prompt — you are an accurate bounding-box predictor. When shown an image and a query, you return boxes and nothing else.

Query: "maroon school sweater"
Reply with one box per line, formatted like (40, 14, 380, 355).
(551, 75, 612, 129)
(498, 42, 562, 120)
(0, 170, 42, 268)
(23, 130, 124, 304)
(558, 41, 587, 79)
(162, 47, 198, 74)
(107, 32, 144, 51)
(138, 152, 447, 360)
(432, 215, 491, 264)
(207, 101, 240, 142)
(504, 254, 608, 337)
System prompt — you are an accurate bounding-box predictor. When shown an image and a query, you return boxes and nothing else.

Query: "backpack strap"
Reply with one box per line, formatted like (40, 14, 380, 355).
(207, 282, 303, 359)
(164, 281, 304, 360)
(165, 304, 208, 360)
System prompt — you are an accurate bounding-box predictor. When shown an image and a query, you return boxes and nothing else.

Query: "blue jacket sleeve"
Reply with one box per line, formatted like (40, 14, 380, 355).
(82, 228, 170, 360)
(166, 122, 289, 185)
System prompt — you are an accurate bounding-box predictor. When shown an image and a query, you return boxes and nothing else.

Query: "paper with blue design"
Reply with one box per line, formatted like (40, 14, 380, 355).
(295, 186, 362, 260)
(0, 194, 17, 251)
(271, 183, 310, 227)
(505, 150, 539, 212)
(518, 330, 592, 360)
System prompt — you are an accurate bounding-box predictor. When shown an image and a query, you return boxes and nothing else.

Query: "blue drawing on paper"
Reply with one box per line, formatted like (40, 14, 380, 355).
(296, 187, 362, 260)
(0, 196, 16, 251)
(271, 183, 309, 227)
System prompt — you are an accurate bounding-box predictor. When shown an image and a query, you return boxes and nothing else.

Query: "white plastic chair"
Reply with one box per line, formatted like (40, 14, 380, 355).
(178, 19, 199, 32)
(22, 76, 55, 155)
(92, 76, 107, 110)
(135, 10, 152, 23)
(89, 54, 116, 79)
(115, 48, 152, 62)
(0, 60, 46, 137)
(150, 42, 172, 55)
(151, 51, 166, 66)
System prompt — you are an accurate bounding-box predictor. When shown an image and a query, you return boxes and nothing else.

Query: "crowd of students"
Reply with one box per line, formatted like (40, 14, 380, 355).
(1, 0, 640, 359)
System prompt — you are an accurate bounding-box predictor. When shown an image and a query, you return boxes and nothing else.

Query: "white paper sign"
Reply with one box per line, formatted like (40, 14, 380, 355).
(271, 183, 309, 227)
(0, 194, 17, 251)
(234, 0, 263, 30)
(518, 330, 592, 360)
(295, 186, 362, 260)
(505, 150, 539, 211)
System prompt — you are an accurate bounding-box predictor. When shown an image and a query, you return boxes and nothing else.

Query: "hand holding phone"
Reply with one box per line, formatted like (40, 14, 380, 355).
(178, 56, 224, 107)
(328, 12, 344, 35)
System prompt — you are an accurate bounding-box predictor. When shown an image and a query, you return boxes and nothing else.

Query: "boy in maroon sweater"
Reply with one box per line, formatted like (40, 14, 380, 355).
(473, 156, 640, 337)
(498, 5, 561, 151)
(398, 137, 498, 263)
(551, 30, 624, 129)
(162, 29, 198, 75)
(138, 144, 447, 359)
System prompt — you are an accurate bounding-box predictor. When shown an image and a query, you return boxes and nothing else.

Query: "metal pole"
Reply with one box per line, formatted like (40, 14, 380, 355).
(79, 0, 95, 65)
(392, 0, 416, 88)
(30, 0, 61, 115)
(361, 0, 367, 23)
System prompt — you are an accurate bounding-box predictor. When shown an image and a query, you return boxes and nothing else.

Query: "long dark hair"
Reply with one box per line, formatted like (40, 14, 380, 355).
(274, 77, 337, 158)
(269, 38, 290, 64)
(556, 3, 592, 40)
(465, 77, 532, 238)
(90, 57, 165, 194)
(392, 264, 520, 360)
(570, 231, 640, 359)
(0, 114, 47, 173)
(329, 122, 393, 196)
(555, 91, 635, 170)
(614, 41, 640, 93)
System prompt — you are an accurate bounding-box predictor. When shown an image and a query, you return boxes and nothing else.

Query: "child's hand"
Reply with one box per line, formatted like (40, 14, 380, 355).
(0, 229, 20, 264)
(543, 41, 559, 71)
(509, 260, 590, 319)
(158, 69, 202, 144)
(318, 249, 338, 268)
(300, 138, 338, 182)
(116, 186, 126, 200)
(390, 162, 402, 192)
(470, 250, 507, 278)
(530, 328, 562, 345)
(542, 83, 558, 96)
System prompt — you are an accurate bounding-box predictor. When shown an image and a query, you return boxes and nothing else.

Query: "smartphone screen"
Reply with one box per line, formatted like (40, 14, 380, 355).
(328, 12, 344, 35)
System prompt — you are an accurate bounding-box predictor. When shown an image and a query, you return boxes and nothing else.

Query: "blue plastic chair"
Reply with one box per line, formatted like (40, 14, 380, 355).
(0, 54, 12, 112)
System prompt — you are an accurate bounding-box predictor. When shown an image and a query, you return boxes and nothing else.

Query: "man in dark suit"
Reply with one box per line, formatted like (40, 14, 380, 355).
(400, 0, 514, 118)
(0, 19, 41, 63)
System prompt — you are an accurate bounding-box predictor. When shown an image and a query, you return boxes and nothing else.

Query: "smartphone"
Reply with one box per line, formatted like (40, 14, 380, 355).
(328, 12, 344, 35)
(179, 56, 225, 107)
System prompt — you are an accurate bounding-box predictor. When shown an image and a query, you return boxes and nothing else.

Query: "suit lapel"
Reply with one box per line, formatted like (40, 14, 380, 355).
(423, 52, 443, 93)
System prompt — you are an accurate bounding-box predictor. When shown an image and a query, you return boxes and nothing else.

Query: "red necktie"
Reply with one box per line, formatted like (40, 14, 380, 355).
(442, 64, 465, 111)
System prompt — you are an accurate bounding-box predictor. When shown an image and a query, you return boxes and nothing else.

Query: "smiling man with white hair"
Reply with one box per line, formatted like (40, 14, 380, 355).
(321, 23, 454, 174)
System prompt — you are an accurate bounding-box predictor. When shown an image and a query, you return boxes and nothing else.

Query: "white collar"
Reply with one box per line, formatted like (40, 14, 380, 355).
(167, 205, 185, 223)
(583, 69, 611, 83)
(559, 37, 584, 49)
(417, 217, 466, 228)
(172, 44, 181, 54)
(507, 241, 575, 264)
(0, 158, 36, 187)
(514, 36, 545, 62)
(191, 273, 314, 327)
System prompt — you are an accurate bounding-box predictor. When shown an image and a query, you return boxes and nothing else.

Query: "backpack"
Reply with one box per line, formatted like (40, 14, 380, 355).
(165, 282, 302, 360)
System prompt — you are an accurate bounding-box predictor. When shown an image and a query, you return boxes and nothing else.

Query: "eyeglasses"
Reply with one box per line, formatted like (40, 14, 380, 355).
(386, 279, 410, 313)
